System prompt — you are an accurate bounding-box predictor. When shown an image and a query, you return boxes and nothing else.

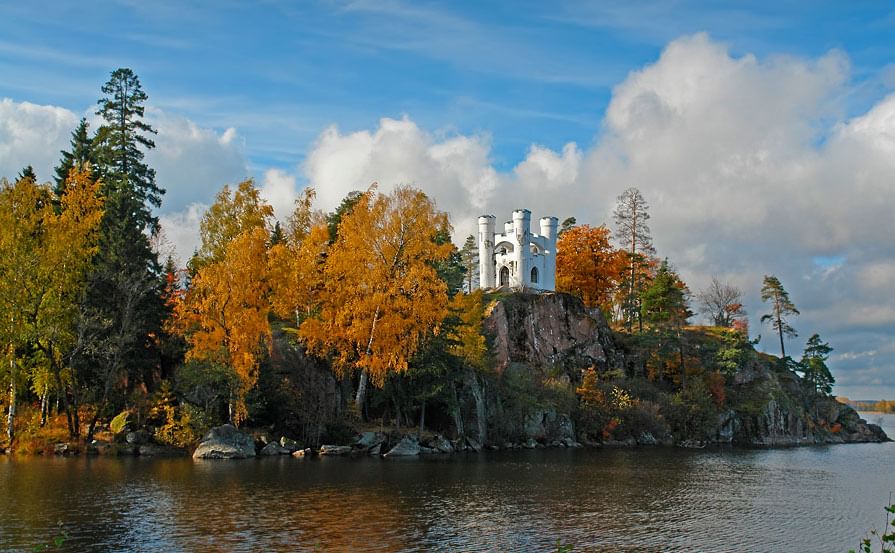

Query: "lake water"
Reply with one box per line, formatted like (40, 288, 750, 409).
(1, 413, 893, 553)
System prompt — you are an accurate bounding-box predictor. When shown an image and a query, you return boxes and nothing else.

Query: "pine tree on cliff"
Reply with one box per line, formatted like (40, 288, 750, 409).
(800, 334, 834, 395)
(613, 187, 655, 332)
(760, 275, 799, 358)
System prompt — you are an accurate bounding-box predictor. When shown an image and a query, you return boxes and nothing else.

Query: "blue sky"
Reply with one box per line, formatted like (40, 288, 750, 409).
(2, 1, 895, 399)
(3, 1, 893, 172)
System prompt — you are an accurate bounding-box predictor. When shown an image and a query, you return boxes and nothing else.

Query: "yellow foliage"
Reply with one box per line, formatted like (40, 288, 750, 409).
(0, 167, 102, 411)
(175, 226, 272, 425)
(196, 179, 273, 267)
(269, 222, 330, 324)
(447, 290, 488, 370)
(300, 186, 453, 387)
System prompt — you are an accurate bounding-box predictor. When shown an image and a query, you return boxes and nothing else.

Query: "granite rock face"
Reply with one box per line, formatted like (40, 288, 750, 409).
(192, 425, 256, 459)
(485, 292, 616, 375)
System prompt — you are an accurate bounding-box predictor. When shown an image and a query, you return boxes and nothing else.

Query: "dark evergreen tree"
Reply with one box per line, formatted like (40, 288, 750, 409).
(641, 259, 692, 387)
(54, 118, 95, 195)
(16, 165, 36, 182)
(93, 68, 163, 231)
(269, 221, 285, 246)
(76, 68, 166, 440)
(800, 333, 834, 395)
(558, 216, 577, 237)
(326, 190, 364, 241)
(459, 234, 478, 293)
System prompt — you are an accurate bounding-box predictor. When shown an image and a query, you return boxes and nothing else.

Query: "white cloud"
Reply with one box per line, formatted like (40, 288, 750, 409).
(158, 203, 207, 268)
(0, 98, 79, 181)
(303, 116, 502, 236)
(296, 34, 895, 397)
(260, 168, 300, 222)
(147, 110, 248, 212)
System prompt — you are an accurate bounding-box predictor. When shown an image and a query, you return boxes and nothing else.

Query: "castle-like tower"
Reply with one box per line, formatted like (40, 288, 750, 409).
(478, 210, 557, 291)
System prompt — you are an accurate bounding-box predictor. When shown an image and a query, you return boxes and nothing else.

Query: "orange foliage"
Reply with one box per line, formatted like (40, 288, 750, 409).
(299, 186, 453, 388)
(555, 224, 625, 313)
(175, 227, 272, 424)
(268, 223, 330, 324)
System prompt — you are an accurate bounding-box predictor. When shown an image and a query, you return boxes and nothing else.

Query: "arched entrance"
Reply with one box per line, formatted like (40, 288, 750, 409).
(499, 266, 510, 287)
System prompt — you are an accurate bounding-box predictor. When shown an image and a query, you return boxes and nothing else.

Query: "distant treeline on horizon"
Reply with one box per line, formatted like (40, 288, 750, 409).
(841, 399, 895, 413)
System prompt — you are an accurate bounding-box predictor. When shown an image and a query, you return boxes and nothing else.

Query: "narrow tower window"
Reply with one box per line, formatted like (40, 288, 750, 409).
(530, 267, 539, 284)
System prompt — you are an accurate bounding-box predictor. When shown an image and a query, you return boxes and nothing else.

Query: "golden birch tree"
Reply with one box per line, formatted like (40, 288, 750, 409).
(300, 186, 453, 407)
(0, 167, 103, 442)
(176, 226, 272, 425)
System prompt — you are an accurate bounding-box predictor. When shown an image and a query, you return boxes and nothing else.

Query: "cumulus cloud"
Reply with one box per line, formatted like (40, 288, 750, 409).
(303, 116, 504, 237)
(0, 98, 79, 181)
(158, 203, 207, 267)
(297, 33, 895, 397)
(3, 34, 894, 397)
(146, 110, 248, 212)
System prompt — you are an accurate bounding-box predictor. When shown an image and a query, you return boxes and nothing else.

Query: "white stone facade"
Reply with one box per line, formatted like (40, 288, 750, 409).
(478, 210, 558, 291)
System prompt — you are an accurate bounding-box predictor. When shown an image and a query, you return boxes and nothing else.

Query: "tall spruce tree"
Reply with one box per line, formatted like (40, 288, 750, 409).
(54, 118, 95, 194)
(77, 68, 165, 439)
(94, 68, 163, 229)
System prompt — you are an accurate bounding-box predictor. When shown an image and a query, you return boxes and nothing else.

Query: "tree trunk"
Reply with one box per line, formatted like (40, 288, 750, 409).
(777, 316, 786, 358)
(355, 369, 369, 408)
(52, 361, 75, 438)
(355, 306, 381, 411)
(6, 357, 15, 445)
(418, 398, 426, 440)
(40, 391, 48, 427)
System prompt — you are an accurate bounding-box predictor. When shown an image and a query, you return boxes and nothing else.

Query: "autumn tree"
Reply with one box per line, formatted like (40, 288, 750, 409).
(268, 188, 329, 326)
(300, 186, 453, 410)
(697, 277, 746, 328)
(800, 334, 834, 395)
(459, 234, 478, 293)
(0, 167, 103, 442)
(613, 187, 656, 332)
(555, 224, 625, 314)
(0, 174, 47, 443)
(174, 181, 274, 426)
(760, 275, 799, 358)
(195, 178, 273, 267)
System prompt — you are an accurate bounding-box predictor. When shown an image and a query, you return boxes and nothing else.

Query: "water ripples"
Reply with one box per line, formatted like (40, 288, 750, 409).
(1, 416, 893, 552)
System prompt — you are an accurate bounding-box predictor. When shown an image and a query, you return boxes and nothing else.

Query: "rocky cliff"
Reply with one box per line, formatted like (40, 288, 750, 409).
(464, 292, 888, 448)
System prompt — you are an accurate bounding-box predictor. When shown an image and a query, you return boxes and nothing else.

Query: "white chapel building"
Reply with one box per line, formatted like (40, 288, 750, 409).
(478, 209, 558, 291)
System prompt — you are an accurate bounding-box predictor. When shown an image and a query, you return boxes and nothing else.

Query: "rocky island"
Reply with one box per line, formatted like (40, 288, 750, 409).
(186, 292, 887, 460)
